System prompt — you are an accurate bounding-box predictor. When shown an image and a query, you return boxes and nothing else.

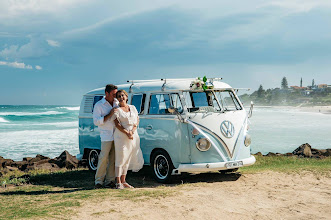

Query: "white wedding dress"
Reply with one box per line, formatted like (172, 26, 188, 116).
(113, 105, 144, 177)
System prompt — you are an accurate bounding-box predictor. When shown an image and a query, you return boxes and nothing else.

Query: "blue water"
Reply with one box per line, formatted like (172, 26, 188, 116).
(0, 105, 79, 161)
(0, 105, 330, 161)
(249, 107, 331, 154)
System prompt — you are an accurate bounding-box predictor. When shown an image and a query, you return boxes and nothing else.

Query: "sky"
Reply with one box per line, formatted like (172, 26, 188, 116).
(0, 0, 331, 105)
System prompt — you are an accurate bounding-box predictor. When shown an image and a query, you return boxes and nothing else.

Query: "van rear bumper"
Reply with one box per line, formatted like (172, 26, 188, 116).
(172, 155, 256, 175)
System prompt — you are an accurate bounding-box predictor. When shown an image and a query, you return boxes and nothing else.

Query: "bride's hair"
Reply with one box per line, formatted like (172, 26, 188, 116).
(116, 90, 129, 103)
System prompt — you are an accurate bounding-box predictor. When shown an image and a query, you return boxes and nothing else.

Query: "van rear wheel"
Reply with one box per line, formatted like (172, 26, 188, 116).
(88, 149, 100, 171)
(151, 150, 174, 183)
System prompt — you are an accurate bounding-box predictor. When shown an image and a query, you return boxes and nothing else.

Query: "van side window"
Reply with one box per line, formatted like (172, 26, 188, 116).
(169, 93, 183, 113)
(92, 96, 103, 112)
(131, 94, 146, 114)
(149, 93, 183, 114)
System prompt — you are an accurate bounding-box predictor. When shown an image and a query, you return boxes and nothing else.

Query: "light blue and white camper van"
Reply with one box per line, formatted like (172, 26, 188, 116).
(78, 78, 255, 183)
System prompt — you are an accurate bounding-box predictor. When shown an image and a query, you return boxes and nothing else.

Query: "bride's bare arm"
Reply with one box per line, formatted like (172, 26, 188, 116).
(114, 119, 133, 139)
(132, 117, 139, 134)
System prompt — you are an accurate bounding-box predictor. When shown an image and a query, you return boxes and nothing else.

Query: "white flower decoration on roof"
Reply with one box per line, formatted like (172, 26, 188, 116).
(190, 76, 214, 91)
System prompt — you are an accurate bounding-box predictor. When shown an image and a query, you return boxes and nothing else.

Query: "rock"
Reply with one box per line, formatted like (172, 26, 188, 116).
(266, 152, 276, 157)
(254, 152, 263, 156)
(10, 161, 29, 171)
(321, 149, 331, 157)
(0, 157, 14, 168)
(29, 154, 50, 163)
(51, 151, 78, 169)
(292, 143, 312, 157)
(34, 162, 60, 170)
(23, 157, 33, 162)
(35, 159, 52, 165)
(284, 153, 293, 156)
(0, 170, 3, 177)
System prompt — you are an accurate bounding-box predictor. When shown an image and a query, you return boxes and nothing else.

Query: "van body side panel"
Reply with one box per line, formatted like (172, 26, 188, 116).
(138, 117, 189, 168)
(79, 118, 101, 154)
(180, 123, 191, 164)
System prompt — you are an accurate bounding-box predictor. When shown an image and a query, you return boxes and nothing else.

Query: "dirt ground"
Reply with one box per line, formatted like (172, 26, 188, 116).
(72, 171, 331, 220)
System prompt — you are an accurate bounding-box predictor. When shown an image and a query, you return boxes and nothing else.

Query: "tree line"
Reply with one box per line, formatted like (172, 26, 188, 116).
(239, 77, 331, 106)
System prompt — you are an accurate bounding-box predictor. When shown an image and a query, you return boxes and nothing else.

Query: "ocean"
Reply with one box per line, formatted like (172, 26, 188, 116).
(0, 105, 79, 161)
(249, 107, 331, 154)
(0, 105, 330, 161)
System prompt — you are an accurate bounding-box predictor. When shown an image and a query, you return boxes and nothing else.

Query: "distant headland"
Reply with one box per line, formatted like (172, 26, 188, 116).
(240, 77, 331, 106)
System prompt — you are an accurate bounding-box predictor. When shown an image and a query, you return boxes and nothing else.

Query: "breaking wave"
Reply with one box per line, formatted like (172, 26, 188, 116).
(0, 111, 66, 116)
(56, 106, 80, 111)
(0, 117, 9, 123)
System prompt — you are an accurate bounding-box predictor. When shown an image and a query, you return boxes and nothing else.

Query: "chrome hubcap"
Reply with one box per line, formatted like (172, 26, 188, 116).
(89, 150, 99, 170)
(154, 155, 169, 180)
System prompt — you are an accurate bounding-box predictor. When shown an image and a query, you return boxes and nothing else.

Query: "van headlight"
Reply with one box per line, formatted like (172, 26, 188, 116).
(196, 138, 211, 151)
(244, 134, 251, 147)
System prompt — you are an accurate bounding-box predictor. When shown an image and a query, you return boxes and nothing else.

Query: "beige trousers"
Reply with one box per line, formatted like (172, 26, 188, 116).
(95, 141, 115, 185)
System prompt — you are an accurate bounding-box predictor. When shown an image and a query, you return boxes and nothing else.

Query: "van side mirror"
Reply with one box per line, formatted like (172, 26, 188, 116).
(168, 107, 185, 122)
(248, 101, 254, 118)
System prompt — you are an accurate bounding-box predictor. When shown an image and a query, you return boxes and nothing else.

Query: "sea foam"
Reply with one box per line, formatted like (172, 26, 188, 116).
(56, 106, 80, 111)
(0, 111, 66, 116)
(0, 117, 9, 123)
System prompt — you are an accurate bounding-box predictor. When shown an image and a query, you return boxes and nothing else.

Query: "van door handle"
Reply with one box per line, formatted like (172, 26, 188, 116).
(145, 125, 153, 130)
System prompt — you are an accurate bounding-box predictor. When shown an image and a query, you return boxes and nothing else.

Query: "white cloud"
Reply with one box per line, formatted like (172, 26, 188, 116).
(0, 45, 19, 59)
(0, 61, 33, 69)
(35, 65, 42, 70)
(266, 0, 331, 13)
(0, 37, 48, 59)
(47, 39, 60, 47)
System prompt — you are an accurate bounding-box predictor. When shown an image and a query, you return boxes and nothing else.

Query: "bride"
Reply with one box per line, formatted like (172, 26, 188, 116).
(112, 90, 144, 189)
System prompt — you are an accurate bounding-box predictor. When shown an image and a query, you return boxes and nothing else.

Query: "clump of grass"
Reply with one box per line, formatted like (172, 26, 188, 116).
(240, 155, 331, 175)
(50, 201, 81, 207)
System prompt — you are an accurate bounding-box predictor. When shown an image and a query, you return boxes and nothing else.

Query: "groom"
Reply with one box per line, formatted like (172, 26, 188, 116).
(93, 84, 121, 189)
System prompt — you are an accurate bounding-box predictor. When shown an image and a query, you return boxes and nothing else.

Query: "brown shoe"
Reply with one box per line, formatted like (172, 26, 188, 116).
(94, 183, 103, 189)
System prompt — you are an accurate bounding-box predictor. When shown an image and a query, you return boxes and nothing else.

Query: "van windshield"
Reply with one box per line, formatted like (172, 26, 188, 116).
(183, 90, 242, 112)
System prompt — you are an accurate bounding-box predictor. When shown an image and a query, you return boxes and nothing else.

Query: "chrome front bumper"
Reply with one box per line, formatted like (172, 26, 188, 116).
(172, 155, 256, 175)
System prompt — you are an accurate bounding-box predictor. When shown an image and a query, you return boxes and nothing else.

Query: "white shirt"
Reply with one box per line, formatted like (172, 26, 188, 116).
(93, 97, 119, 141)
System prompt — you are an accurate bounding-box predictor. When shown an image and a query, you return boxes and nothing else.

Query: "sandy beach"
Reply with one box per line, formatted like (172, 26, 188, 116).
(254, 105, 331, 114)
(72, 171, 331, 220)
(296, 106, 331, 114)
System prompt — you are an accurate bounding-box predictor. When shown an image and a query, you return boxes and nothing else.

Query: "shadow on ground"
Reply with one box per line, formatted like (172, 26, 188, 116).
(0, 166, 241, 196)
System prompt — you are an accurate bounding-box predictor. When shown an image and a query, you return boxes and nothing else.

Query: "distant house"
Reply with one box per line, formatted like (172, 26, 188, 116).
(290, 86, 307, 95)
(318, 84, 327, 89)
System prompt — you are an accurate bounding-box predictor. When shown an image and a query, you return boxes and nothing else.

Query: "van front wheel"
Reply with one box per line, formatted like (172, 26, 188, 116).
(88, 149, 100, 171)
(151, 150, 174, 183)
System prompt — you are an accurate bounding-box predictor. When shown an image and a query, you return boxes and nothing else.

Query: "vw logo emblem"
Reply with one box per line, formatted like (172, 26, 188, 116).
(220, 121, 235, 138)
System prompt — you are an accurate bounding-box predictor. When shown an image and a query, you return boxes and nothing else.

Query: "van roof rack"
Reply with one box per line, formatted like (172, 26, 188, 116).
(126, 77, 222, 84)
(126, 77, 223, 92)
(126, 78, 194, 83)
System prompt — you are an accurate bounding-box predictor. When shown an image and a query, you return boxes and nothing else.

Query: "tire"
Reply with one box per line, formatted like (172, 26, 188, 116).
(88, 149, 100, 171)
(151, 150, 174, 183)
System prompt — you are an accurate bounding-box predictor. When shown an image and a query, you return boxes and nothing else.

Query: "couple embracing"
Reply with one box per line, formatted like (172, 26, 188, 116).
(93, 84, 144, 189)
